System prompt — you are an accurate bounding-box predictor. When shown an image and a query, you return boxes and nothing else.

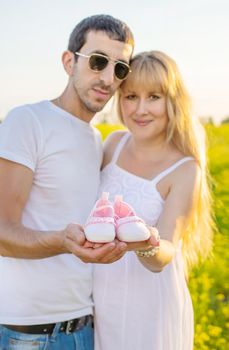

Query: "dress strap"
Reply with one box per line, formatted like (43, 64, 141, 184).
(111, 132, 131, 164)
(152, 157, 195, 185)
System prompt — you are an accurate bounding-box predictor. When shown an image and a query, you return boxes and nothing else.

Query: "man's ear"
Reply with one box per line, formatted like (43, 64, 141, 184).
(62, 50, 75, 76)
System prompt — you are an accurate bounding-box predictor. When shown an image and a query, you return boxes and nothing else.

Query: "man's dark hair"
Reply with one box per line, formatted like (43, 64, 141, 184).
(68, 14, 134, 54)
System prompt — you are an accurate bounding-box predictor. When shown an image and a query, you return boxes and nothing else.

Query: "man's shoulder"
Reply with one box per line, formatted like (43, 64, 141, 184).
(90, 125, 101, 141)
(3, 100, 48, 123)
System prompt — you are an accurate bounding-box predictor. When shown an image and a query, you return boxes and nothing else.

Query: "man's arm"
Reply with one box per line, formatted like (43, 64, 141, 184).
(0, 158, 127, 262)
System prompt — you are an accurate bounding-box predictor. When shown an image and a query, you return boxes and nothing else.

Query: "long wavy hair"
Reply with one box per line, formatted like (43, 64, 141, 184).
(116, 51, 214, 274)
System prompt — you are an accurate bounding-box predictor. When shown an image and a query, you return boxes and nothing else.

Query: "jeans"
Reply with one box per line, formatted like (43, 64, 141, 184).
(0, 323, 94, 350)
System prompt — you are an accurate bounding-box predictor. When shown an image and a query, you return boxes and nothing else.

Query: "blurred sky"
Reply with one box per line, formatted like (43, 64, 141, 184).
(0, 0, 228, 123)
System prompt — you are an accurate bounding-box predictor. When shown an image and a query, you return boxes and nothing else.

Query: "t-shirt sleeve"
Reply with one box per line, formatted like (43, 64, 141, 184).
(0, 106, 43, 171)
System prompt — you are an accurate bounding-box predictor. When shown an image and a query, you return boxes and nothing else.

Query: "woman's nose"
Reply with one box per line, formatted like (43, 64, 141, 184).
(136, 99, 148, 115)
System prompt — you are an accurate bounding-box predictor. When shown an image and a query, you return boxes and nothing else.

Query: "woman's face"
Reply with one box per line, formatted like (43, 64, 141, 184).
(120, 83, 169, 142)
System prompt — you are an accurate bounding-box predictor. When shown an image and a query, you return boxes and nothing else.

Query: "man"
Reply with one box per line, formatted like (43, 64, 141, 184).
(0, 14, 134, 349)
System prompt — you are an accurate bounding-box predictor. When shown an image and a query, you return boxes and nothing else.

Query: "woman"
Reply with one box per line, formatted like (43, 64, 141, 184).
(93, 51, 213, 350)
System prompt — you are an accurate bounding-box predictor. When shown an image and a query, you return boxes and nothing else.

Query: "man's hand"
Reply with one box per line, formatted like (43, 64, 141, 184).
(62, 223, 127, 264)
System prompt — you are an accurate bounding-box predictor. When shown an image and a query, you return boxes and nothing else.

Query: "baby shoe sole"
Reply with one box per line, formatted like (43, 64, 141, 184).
(117, 222, 150, 242)
(85, 223, 116, 243)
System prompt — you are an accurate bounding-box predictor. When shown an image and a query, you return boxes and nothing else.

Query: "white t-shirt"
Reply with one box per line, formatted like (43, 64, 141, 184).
(0, 100, 103, 325)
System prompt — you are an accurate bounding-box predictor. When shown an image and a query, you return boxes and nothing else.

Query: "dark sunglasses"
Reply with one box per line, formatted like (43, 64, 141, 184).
(74, 52, 131, 80)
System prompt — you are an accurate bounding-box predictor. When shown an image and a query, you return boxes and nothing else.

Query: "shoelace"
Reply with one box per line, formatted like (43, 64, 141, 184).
(93, 204, 114, 215)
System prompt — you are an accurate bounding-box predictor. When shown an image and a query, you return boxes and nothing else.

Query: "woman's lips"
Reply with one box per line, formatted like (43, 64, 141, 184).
(134, 119, 153, 126)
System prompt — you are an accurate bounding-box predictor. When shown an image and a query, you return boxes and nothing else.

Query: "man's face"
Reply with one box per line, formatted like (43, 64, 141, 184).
(70, 31, 133, 118)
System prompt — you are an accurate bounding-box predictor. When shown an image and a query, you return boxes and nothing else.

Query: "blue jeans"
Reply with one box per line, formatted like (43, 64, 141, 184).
(0, 323, 94, 350)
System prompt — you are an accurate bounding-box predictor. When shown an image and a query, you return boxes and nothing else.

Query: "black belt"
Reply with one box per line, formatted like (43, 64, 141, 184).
(3, 315, 93, 335)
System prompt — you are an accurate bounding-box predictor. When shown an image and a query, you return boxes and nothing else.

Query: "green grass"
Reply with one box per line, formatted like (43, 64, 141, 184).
(189, 124, 229, 350)
(95, 123, 229, 350)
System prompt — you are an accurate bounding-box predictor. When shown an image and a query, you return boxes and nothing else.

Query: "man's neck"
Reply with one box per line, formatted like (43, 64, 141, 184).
(52, 88, 94, 123)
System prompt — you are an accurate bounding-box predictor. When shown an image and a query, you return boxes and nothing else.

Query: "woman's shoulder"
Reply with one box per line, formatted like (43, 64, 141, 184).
(104, 129, 128, 146)
(170, 156, 201, 194)
(102, 130, 128, 168)
(167, 146, 199, 178)
(176, 156, 199, 174)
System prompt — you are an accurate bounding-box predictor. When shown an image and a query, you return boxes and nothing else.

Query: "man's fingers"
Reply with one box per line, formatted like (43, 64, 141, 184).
(65, 223, 86, 246)
(70, 241, 117, 262)
(69, 240, 128, 263)
(64, 225, 129, 263)
(98, 242, 127, 263)
(100, 251, 126, 264)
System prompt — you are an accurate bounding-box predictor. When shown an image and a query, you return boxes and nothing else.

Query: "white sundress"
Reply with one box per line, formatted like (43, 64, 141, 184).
(93, 132, 194, 350)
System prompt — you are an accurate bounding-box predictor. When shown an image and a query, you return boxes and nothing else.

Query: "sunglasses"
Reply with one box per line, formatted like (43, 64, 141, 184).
(74, 52, 131, 80)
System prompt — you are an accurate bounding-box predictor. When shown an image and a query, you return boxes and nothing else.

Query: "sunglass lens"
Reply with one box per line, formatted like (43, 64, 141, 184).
(89, 55, 108, 71)
(115, 63, 130, 80)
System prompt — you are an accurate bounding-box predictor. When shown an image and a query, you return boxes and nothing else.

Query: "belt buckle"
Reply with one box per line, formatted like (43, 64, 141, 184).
(76, 316, 85, 331)
(65, 320, 74, 334)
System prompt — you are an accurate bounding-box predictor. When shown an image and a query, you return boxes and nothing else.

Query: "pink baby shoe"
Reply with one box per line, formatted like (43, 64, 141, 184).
(84, 192, 116, 243)
(114, 195, 150, 242)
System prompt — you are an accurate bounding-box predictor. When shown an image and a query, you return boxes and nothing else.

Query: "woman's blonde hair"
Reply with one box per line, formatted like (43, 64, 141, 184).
(116, 51, 214, 274)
